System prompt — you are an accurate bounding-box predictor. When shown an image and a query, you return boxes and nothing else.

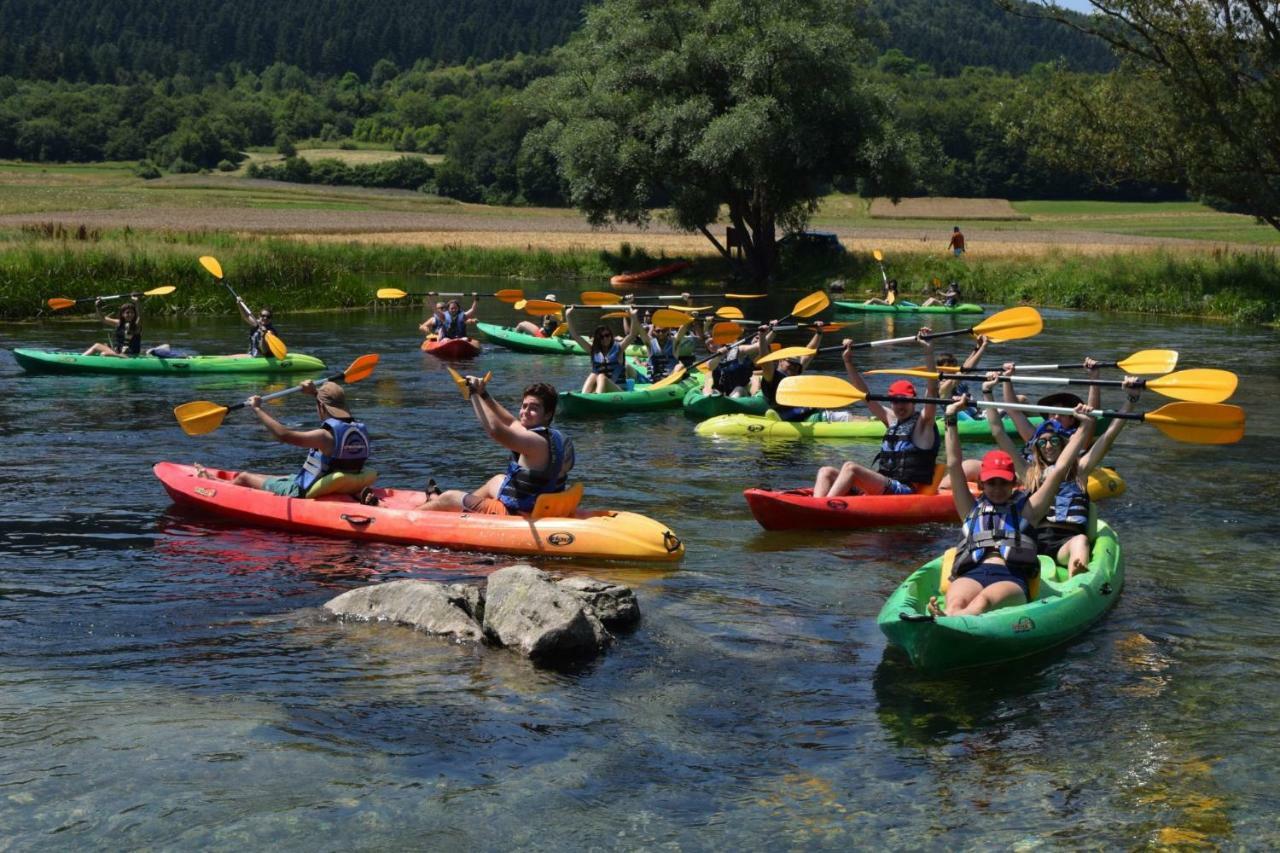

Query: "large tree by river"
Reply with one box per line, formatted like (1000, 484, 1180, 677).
(1014, 0, 1280, 232)
(523, 0, 911, 281)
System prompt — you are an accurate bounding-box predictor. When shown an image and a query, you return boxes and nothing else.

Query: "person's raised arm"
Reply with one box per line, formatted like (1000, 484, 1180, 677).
(617, 307, 640, 350)
(1001, 362, 1037, 441)
(916, 327, 939, 429)
(247, 381, 333, 452)
(1078, 377, 1141, 476)
(963, 335, 989, 371)
(982, 372, 1027, 479)
(842, 338, 887, 423)
(468, 377, 549, 462)
(95, 298, 118, 328)
(797, 324, 823, 370)
(945, 396, 976, 518)
(464, 294, 480, 319)
(563, 306, 592, 353)
(1083, 356, 1101, 410)
(1025, 404, 1094, 523)
(236, 298, 257, 327)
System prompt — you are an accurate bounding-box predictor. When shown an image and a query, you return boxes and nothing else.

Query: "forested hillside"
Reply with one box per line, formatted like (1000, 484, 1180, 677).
(0, 0, 1111, 82)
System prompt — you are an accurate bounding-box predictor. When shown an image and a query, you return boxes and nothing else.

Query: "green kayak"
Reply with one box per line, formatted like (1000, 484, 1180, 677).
(833, 300, 983, 314)
(695, 408, 1038, 441)
(12, 348, 327, 375)
(682, 388, 770, 420)
(476, 323, 645, 357)
(877, 520, 1123, 671)
(559, 370, 701, 417)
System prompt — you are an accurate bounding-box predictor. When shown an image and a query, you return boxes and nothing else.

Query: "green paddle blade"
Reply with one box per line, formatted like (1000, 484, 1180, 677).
(775, 374, 866, 408)
(174, 401, 230, 436)
(199, 256, 223, 280)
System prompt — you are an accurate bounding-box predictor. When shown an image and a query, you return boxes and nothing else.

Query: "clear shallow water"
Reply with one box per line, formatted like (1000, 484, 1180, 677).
(1, 280, 1277, 847)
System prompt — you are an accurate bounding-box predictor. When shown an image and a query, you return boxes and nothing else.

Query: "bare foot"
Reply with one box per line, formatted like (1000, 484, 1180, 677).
(193, 463, 211, 479)
(1069, 558, 1089, 577)
(927, 595, 945, 617)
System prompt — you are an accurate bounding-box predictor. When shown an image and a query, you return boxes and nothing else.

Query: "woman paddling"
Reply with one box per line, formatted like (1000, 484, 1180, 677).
(514, 295, 562, 338)
(83, 294, 143, 357)
(564, 305, 640, 394)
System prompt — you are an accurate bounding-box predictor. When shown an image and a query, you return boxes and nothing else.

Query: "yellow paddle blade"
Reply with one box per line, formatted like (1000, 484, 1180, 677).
(521, 299, 564, 317)
(755, 346, 817, 366)
(866, 367, 938, 378)
(660, 304, 714, 313)
(513, 299, 528, 310)
(580, 291, 621, 306)
(376, 288, 409, 299)
(715, 306, 744, 320)
(697, 362, 712, 372)
(342, 354, 380, 383)
(775, 375, 865, 409)
(46, 297, 77, 310)
(648, 365, 689, 390)
(600, 311, 629, 320)
(551, 323, 569, 337)
(972, 306, 1042, 343)
(873, 249, 884, 262)
(420, 336, 438, 351)
(791, 291, 831, 319)
(1143, 402, 1245, 445)
(264, 331, 288, 359)
(650, 309, 691, 329)
(725, 293, 767, 300)
(174, 400, 230, 436)
(886, 289, 897, 306)
(199, 256, 223, 280)
(145, 285, 176, 297)
(1145, 369, 1237, 403)
(807, 321, 849, 332)
(495, 289, 526, 304)
(1119, 349, 1178, 375)
(446, 366, 471, 400)
(711, 322, 744, 345)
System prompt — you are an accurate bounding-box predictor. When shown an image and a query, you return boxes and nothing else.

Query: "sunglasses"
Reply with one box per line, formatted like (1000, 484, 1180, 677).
(1036, 435, 1065, 449)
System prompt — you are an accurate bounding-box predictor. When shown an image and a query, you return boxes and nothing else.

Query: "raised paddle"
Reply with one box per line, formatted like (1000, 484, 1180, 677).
(862, 367, 1237, 405)
(200, 255, 288, 360)
(714, 306, 745, 320)
(47, 285, 176, 311)
(710, 322, 745, 345)
(650, 308, 694, 329)
(174, 354, 379, 436)
(927, 349, 1180, 377)
(376, 288, 501, 300)
(872, 248, 894, 304)
(774, 375, 1245, 445)
(648, 290, 832, 389)
(445, 366, 492, 401)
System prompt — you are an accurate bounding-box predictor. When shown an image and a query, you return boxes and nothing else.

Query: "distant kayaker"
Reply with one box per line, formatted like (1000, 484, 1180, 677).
(636, 321, 689, 381)
(224, 380, 371, 498)
(238, 301, 278, 358)
(564, 305, 640, 393)
(981, 370, 1143, 576)
(417, 378, 574, 515)
(759, 321, 825, 421)
(514, 294, 561, 338)
(701, 332, 768, 398)
(921, 280, 962, 308)
(928, 393, 1094, 618)
(863, 278, 899, 306)
(810, 331, 940, 497)
(420, 296, 478, 340)
(83, 294, 143, 357)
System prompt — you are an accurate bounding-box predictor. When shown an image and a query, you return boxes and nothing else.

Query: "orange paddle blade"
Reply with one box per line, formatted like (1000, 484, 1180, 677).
(47, 297, 77, 310)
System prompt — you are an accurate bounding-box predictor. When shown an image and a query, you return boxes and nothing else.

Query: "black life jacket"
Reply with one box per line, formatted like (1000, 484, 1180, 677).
(249, 321, 276, 357)
(713, 348, 754, 394)
(113, 320, 141, 355)
(951, 493, 1041, 581)
(872, 412, 939, 485)
(647, 334, 675, 380)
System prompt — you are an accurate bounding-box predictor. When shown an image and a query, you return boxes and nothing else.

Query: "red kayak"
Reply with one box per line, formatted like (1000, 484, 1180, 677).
(609, 260, 692, 286)
(422, 337, 481, 359)
(743, 487, 968, 531)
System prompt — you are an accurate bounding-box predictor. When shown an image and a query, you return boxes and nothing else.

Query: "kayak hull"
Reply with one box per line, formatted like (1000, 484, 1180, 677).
(559, 371, 700, 417)
(609, 261, 692, 286)
(422, 337, 481, 359)
(476, 323, 646, 358)
(833, 301, 984, 314)
(12, 348, 326, 375)
(877, 520, 1123, 671)
(682, 388, 770, 419)
(153, 463, 684, 563)
(744, 468, 1125, 530)
(696, 409, 1037, 442)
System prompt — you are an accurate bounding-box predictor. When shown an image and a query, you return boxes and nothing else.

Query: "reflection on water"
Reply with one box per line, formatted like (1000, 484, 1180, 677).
(1, 285, 1277, 846)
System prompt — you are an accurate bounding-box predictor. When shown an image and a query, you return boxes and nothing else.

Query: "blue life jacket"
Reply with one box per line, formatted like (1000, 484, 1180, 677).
(872, 412, 940, 485)
(713, 348, 754, 394)
(295, 418, 371, 493)
(114, 321, 141, 355)
(249, 321, 276, 358)
(437, 310, 468, 339)
(591, 342, 625, 383)
(647, 334, 676, 380)
(498, 426, 575, 513)
(1044, 479, 1090, 532)
(952, 493, 1041, 581)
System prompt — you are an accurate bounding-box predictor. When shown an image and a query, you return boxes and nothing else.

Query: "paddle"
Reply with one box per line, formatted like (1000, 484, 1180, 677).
(445, 367, 492, 401)
(174, 354, 379, 436)
(862, 368, 1237, 404)
(714, 306, 744, 320)
(377, 287, 509, 301)
(649, 290, 832, 389)
(47, 285, 176, 311)
(774, 375, 1246, 444)
(583, 291, 767, 305)
(872, 248, 894, 305)
(754, 306, 1043, 365)
(650, 308, 693, 329)
(519, 299, 711, 316)
(200, 255, 288, 359)
(928, 349, 1180, 377)
(711, 322, 745, 345)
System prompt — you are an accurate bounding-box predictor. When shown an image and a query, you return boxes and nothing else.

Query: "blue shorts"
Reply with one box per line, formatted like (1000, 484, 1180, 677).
(960, 563, 1029, 597)
(263, 475, 304, 497)
(882, 478, 918, 496)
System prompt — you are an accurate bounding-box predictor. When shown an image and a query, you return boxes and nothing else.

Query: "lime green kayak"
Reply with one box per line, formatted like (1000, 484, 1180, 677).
(877, 520, 1123, 671)
(12, 348, 326, 375)
(682, 388, 770, 420)
(695, 408, 1038, 441)
(834, 300, 984, 314)
(476, 323, 645, 358)
(559, 370, 701, 417)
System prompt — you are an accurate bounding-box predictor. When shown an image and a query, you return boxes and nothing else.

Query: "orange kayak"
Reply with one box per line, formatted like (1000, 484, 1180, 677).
(609, 261, 692, 286)
(422, 337, 481, 359)
(154, 463, 684, 562)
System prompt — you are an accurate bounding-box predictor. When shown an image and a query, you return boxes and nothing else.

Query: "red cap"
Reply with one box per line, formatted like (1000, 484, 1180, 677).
(887, 380, 916, 398)
(979, 450, 1017, 482)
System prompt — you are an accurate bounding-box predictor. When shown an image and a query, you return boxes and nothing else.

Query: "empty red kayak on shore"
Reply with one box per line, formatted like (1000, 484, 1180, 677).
(609, 261, 692, 286)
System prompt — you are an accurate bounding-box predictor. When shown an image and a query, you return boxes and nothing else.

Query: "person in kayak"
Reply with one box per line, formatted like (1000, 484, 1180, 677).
(810, 330, 940, 497)
(701, 330, 768, 398)
(999, 359, 1102, 444)
(565, 305, 640, 393)
(636, 320, 689, 382)
(83, 294, 143, 357)
(420, 296, 479, 340)
(514, 295, 562, 338)
(981, 371, 1143, 576)
(237, 301, 278, 358)
(224, 380, 371, 498)
(921, 280, 962, 308)
(927, 393, 1094, 617)
(417, 379, 574, 515)
(863, 278, 900, 306)
(759, 321, 825, 421)
(934, 335, 990, 420)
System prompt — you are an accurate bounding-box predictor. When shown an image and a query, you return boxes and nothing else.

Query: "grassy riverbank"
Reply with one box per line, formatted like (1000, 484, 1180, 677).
(2, 228, 1277, 323)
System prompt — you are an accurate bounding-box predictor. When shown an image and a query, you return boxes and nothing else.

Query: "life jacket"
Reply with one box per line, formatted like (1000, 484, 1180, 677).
(437, 309, 468, 339)
(294, 418, 370, 493)
(952, 380, 979, 417)
(540, 315, 559, 335)
(591, 342, 625, 383)
(761, 371, 811, 422)
(872, 412, 939, 486)
(713, 347, 754, 394)
(497, 426, 575, 513)
(113, 320, 141, 355)
(647, 334, 676, 380)
(249, 321, 275, 358)
(1043, 478, 1090, 533)
(951, 492, 1041, 581)
(944, 287, 960, 307)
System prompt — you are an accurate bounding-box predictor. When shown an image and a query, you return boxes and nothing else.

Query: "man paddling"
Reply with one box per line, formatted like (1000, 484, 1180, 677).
(417, 378, 574, 515)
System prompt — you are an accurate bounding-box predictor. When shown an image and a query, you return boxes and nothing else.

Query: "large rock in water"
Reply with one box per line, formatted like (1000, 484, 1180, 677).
(483, 565, 611, 662)
(555, 575, 640, 631)
(323, 579, 484, 643)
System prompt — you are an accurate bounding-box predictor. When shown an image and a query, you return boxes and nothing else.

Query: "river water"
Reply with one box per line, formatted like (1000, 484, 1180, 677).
(1, 278, 1277, 848)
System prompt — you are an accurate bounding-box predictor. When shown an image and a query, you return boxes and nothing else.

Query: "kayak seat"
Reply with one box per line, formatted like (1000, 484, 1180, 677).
(915, 463, 947, 497)
(305, 468, 378, 499)
(937, 546, 1043, 602)
(530, 482, 584, 520)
